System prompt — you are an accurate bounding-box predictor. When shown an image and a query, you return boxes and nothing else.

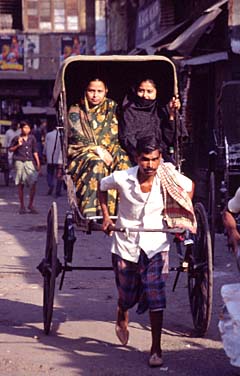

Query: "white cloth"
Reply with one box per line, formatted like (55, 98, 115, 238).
(100, 164, 192, 262)
(43, 129, 63, 164)
(4, 128, 21, 167)
(228, 187, 240, 214)
(4, 128, 21, 147)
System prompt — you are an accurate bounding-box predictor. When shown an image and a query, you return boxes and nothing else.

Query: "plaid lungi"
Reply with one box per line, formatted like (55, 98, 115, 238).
(112, 250, 169, 314)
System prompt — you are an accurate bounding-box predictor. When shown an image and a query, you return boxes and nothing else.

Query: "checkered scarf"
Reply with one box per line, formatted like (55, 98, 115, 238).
(157, 163, 197, 234)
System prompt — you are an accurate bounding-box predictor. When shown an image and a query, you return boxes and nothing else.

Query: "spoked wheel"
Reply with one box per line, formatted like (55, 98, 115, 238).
(188, 202, 213, 336)
(208, 172, 215, 260)
(43, 202, 58, 334)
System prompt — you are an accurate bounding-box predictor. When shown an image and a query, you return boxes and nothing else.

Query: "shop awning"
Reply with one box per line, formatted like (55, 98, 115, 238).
(166, 0, 227, 56)
(128, 21, 188, 55)
(179, 51, 228, 66)
(22, 106, 56, 116)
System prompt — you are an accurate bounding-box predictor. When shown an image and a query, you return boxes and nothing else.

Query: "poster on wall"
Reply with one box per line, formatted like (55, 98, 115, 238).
(60, 35, 86, 63)
(26, 35, 40, 70)
(0, 35, 24, 71)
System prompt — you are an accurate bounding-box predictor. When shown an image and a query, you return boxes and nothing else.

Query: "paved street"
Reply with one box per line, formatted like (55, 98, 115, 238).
(0, 168, 240, 376)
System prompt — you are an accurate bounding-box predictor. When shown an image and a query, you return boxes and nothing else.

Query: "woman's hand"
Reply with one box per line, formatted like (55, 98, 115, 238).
(96, 146, 113, 166)
(169, 96, 181, 120)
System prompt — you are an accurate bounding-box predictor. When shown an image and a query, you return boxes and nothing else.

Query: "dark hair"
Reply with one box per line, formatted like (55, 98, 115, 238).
(20, 120, 32, 129)
(137, 78, 156, 90)
(86, 78, 108, 90)
(136, 136, 162, 155)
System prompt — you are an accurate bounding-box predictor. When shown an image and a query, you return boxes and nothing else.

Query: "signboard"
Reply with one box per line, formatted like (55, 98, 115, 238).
(136, 0, 161, 45)
(0, 35, 24, 71)
(60, 35, 86, 63)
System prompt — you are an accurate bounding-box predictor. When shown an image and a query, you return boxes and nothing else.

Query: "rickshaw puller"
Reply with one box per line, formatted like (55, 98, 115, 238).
(98, 136, 196, 367)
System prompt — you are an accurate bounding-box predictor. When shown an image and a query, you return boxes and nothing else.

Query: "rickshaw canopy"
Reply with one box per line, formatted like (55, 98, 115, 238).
(52, 55, 179, 109)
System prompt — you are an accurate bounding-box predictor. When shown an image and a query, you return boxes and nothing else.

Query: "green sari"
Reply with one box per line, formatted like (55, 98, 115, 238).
(68, 97, 130, 217)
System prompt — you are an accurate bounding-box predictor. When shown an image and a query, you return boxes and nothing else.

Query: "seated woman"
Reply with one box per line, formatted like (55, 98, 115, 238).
(67, 78, 130, 217)
(118, 78, 185, 164)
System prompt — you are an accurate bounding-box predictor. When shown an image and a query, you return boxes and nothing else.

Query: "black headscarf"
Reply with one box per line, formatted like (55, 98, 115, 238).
(118, 89, 173, 163)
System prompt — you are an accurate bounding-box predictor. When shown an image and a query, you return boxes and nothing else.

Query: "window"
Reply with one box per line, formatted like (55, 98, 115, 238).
(24, 0, 86, 32)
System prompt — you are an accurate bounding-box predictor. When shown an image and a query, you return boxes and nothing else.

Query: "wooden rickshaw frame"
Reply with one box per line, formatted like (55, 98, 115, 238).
(37, 55, 213, 337)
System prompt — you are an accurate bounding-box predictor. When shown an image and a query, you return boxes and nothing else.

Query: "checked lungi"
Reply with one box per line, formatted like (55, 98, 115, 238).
(112, 250, 169, 314)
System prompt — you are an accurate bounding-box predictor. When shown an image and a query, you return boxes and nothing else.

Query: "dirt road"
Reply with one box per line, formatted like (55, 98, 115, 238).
(0, 171, 239, 375)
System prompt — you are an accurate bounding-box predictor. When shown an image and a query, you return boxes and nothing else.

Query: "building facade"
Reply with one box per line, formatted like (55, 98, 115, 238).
(0, 0, 95, 121)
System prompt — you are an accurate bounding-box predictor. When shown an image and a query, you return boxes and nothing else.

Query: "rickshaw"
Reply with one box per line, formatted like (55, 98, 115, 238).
(37, 55, 213, 338)
(0, 146, 9, 186)
(206, 80, 240, 252)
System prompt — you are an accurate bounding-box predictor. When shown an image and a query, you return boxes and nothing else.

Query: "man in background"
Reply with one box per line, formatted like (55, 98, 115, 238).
(43, 120, 63, 198)
(4, 119, 21, 180)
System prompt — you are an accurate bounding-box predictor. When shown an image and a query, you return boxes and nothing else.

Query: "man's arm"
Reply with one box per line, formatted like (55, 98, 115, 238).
(98, 187, 114, 233)
(222, 209, 240, 253)
(33, 152, 41, 171)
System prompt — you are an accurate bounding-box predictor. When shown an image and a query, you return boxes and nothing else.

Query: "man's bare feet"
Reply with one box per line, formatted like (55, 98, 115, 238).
(115, 307, 129, 345)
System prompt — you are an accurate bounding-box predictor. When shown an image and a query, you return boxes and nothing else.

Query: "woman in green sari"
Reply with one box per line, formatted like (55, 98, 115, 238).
(68, 78, 130, 217)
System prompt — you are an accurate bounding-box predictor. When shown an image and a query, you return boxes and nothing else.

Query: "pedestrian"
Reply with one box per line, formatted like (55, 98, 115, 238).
(9, 120, 40, 214)
(43, 120, 63, 197)
(222, 187, 240, 269)
(98, 136, 196, 367)
(4, 119, 21, 180)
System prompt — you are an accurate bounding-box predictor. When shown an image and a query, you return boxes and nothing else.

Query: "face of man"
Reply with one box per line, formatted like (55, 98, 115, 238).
(86, 80, 107, 107)
(21, 124, 31, 136)
(136, 149, 161, 178)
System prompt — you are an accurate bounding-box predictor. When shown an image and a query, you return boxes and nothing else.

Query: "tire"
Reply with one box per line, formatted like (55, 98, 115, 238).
(43, 202, 58, 335)
(208, 172, 215, 260)
(188, 202, 213, 336)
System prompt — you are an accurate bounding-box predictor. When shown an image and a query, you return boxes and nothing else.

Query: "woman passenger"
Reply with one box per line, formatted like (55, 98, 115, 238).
(118, 78, 183, 164)
(67, 78, 130, 217)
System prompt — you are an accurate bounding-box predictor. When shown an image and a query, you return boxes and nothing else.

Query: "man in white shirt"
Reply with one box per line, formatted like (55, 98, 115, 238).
(4, 119, 21, 178)
(43, 122, 63, 197)
(99, 136, 195, 367)
(222, 187, 240, 270)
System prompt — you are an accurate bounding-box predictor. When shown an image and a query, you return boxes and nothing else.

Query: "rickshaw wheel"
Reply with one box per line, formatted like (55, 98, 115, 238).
(43, 202, 58, 335)
(208, 172, 215, 260)
(188, 202, 213, 336)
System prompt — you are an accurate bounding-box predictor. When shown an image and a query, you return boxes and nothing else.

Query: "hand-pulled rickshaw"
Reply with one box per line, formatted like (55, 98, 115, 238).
(37, 55, 213, 337)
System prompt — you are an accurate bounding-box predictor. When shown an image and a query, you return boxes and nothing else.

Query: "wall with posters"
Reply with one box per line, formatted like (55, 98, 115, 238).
(0, 35, 24, 71)
(60, 35, 86, 63)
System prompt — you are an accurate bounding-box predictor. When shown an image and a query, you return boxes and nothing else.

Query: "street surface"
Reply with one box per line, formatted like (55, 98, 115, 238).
(0, 168, 240, 376)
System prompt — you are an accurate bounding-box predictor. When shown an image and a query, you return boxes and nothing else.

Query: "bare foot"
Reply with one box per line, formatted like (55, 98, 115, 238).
(115, 307, 129, 345)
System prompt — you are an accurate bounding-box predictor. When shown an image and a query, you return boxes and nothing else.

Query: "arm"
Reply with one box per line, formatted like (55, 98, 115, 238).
(98, 173, 118, 233)
(9, 136, 22, 152)
(222, 209, 240, 253)
(33, 152, 41, 171)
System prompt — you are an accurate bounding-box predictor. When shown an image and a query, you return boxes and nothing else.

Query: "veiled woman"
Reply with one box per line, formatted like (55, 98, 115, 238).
(67, 78, 130, 217)
(118, 79, 184, 164)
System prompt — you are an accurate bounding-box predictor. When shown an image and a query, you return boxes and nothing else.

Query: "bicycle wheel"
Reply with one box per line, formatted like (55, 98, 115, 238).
(208, 172, 215, 259)
(188, 202, 213, 336)
(43, 202, 58, 335)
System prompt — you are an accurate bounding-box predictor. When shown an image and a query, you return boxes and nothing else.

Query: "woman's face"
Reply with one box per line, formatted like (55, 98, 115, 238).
(137, 80, 157, 100)
(86, 80, 107, 107)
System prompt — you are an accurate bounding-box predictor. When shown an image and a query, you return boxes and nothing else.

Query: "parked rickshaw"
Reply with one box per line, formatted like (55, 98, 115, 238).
(0, 147, 9, 186)
(37, 55, 213, 338)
